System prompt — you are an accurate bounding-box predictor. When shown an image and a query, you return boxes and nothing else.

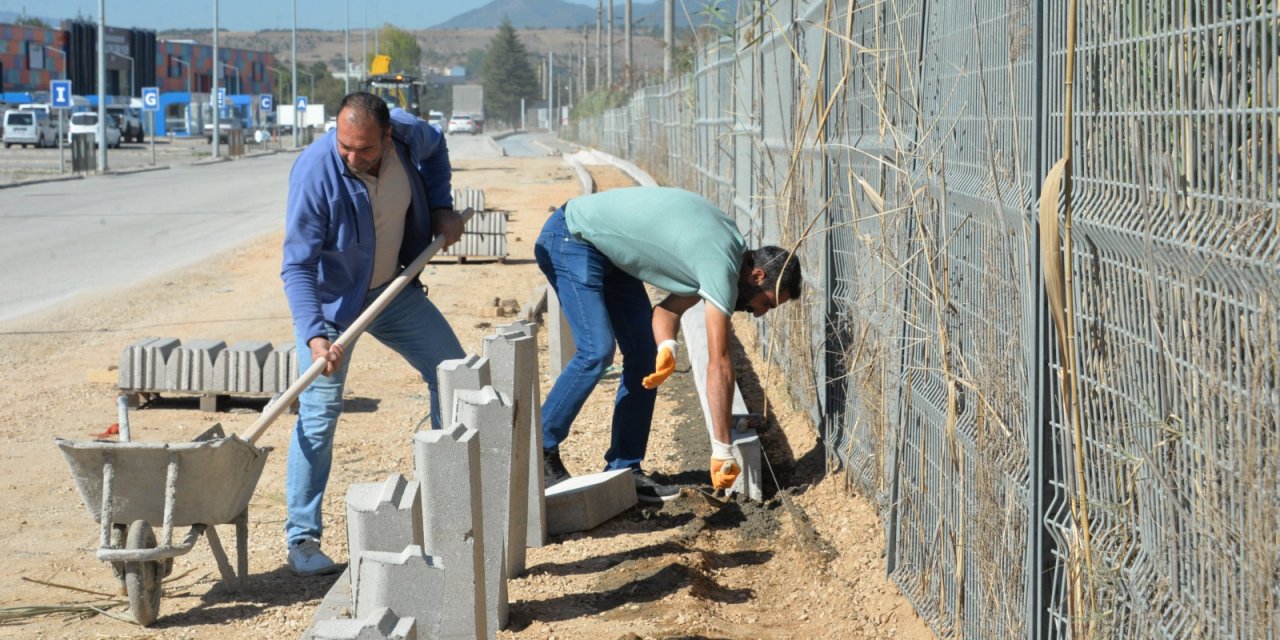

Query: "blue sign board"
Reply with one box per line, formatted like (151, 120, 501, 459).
(296, 96, 308, 112)
(50, 80, 72, 108)
(141, 87, 160, 112)
(217, 87, 226, 109)
(259, 94, 273, 112)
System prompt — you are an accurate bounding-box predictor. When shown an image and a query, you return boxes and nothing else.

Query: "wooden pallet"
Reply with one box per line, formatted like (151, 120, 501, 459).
(121, 389, 299, 414)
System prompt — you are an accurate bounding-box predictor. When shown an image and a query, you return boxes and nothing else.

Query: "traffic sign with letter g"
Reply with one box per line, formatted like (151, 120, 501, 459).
(142, 87, 159, 112)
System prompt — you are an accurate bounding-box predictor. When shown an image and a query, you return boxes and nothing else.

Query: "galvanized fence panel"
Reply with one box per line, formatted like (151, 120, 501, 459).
(1039, 1, 1280, 637)
(567, 0, 1280, 637)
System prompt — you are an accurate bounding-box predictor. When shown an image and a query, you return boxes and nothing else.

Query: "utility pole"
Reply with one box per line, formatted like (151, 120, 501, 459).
(344, 0, 350, 94)
(581, 28, 588, 99)
(292, 0, 299, 148)
(624, 0, 632, 87)
(594, 0, 602, 91)
(548, 50, 555, 132)
(606, 0, 613, 87)
(663, 0, 673, 82)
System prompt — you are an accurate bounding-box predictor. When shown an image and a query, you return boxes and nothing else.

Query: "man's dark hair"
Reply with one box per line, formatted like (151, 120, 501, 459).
(750, 245, 802, 301)
(337, 92, 391, 131)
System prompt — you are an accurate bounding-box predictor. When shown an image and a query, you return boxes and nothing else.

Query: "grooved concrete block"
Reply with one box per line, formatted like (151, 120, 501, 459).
(118, 337, 159, 389)
(351, 547, 444, 639)
(163, 339, 226, 392)
(228, 340, 273, 393)
(729, 431, 763, 501)
(545, 287, 575, 378)
(679, 300, 761, 501)
(310, 607, 416, 640)
(436, 355, 491, 429)
(346, 475, 424, 596)
(412, 425, 488, 640)
(496, 320, 548, 549)
(454, 387, 513, 633)
(143, 337, 180, 390)
(482, 328, 535, 573)
(544, 469, 638, 535)
(262, 342, 296, 393)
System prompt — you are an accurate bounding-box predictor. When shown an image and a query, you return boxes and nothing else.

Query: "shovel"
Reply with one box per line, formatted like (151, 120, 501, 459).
(242, 207, 475, 444)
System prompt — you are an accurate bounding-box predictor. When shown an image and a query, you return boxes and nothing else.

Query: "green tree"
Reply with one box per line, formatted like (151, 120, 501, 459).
(370, 23, 422, 75)
(481, 18, 539, 128)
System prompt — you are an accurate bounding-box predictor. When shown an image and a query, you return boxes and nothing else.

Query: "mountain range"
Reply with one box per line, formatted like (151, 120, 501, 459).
(432, 0, 738, 31)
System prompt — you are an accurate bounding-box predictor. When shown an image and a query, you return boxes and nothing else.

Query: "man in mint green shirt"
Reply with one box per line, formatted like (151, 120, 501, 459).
(534, 186, 802, 502)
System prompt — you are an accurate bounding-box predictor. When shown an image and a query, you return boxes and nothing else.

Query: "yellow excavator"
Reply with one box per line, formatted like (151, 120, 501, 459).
(366, 54, 422, 117)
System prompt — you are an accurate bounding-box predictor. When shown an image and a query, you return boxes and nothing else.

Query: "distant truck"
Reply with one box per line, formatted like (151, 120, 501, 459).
(451, 84, 484, 132)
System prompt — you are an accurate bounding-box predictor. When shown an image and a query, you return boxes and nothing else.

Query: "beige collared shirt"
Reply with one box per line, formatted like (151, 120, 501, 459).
(353, 144, 412, 288)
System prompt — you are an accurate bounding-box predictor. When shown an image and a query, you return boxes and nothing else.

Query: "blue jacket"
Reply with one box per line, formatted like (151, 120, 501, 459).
(282, 108, 453, 343)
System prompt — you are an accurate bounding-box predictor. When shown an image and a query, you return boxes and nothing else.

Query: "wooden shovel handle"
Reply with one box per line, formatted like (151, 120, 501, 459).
(243, 207, 475, 444)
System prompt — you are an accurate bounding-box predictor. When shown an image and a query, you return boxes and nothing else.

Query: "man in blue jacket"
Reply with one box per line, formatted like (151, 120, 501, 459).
(280, 92, 465, 575)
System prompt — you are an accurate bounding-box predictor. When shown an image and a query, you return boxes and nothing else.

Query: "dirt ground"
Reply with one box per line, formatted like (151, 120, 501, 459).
(0, 150, 934, 639)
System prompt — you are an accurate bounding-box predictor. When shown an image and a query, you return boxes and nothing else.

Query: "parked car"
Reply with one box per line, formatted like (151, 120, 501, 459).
(427, 110, 444, 129)
(66, 112, 122, 148)
(447, 114, 477, 135)
(204, 117, 243, 143)
(3, 109, 56, 148)
(105, 105, 144, 143)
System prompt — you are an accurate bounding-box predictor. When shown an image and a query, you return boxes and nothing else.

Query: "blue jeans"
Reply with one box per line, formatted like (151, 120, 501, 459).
(535, 207, 657, 472)
(284, 282, 464, 544)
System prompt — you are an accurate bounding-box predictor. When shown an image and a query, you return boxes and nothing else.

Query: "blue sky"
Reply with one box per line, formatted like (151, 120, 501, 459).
(0, 0, 580, 32)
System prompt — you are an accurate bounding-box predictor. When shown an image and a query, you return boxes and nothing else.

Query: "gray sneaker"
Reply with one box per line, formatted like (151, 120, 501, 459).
(287, 537, 341, 576)
(633, 471, 680, 504)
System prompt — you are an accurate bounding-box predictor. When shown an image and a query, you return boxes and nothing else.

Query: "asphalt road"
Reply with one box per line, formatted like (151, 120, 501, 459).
(0, 131, 507, 326)
(0, 153, 297, 325)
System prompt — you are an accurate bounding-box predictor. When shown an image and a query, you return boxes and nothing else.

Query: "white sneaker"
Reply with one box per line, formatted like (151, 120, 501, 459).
(287, 537, 340, 576)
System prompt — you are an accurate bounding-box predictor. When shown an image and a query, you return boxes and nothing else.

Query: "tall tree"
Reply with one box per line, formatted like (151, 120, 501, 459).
(371, 23, 422, 75)
(481, 18, 539, 128)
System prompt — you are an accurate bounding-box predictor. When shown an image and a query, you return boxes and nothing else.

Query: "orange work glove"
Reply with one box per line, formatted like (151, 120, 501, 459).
(710, 439, 740, 490)
(641, 340, 679, 389)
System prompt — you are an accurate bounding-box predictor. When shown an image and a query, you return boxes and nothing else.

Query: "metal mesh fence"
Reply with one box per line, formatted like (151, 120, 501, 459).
(566, 0, 1280, 637)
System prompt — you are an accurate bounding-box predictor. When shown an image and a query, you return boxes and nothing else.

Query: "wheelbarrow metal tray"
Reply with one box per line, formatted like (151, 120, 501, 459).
(55, 434, 270, 527)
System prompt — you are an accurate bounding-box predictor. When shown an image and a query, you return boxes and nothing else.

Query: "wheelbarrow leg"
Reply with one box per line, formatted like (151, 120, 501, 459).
(235, 509, 249, 591)
(204, 524, 239, 593)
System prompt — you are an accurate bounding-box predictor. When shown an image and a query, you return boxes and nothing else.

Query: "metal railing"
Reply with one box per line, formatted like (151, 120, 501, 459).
(568, 0, 1280, 637)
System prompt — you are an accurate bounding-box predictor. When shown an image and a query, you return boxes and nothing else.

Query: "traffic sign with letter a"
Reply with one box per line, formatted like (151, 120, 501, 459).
(296, 96, 309, 112)
(51, 80, 72, 108)
(142, 87, 160, 112)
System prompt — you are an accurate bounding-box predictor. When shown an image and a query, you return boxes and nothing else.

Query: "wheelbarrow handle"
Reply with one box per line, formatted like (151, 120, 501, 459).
(242, 207, 476, 444)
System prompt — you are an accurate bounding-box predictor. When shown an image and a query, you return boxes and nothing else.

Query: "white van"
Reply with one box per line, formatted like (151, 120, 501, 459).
(3, 109, 56, 148)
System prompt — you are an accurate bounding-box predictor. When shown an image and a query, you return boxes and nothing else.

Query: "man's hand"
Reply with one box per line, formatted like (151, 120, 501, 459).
(642, 340, 679, 389)
(710, 439, 741, 490)
(431, 208, 465, 249)
(308, 337, 345, 376)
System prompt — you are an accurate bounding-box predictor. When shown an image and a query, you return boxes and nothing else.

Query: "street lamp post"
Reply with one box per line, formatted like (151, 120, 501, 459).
(219, 62, 240, 95)
(173, 55, 193, 134)
(212, 0, 220, 159)
(111, 52, 134, 99)
(44, 45, 67, 173)
(97, 0, 107, 172)
(220, 62, 240, 136)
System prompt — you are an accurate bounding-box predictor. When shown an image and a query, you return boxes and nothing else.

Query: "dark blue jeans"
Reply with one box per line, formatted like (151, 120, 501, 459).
(535, 207, 658, 471)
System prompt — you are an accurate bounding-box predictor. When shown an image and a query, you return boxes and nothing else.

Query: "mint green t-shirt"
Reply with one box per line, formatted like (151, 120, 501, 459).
(565, 187, 746, 314)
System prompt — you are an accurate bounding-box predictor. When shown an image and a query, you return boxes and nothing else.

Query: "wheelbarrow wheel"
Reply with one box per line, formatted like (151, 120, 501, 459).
(124, 520, 162, 626)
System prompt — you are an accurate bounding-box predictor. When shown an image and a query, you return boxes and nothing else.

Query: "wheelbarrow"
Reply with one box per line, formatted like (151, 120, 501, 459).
(55, 209, 474, 626)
